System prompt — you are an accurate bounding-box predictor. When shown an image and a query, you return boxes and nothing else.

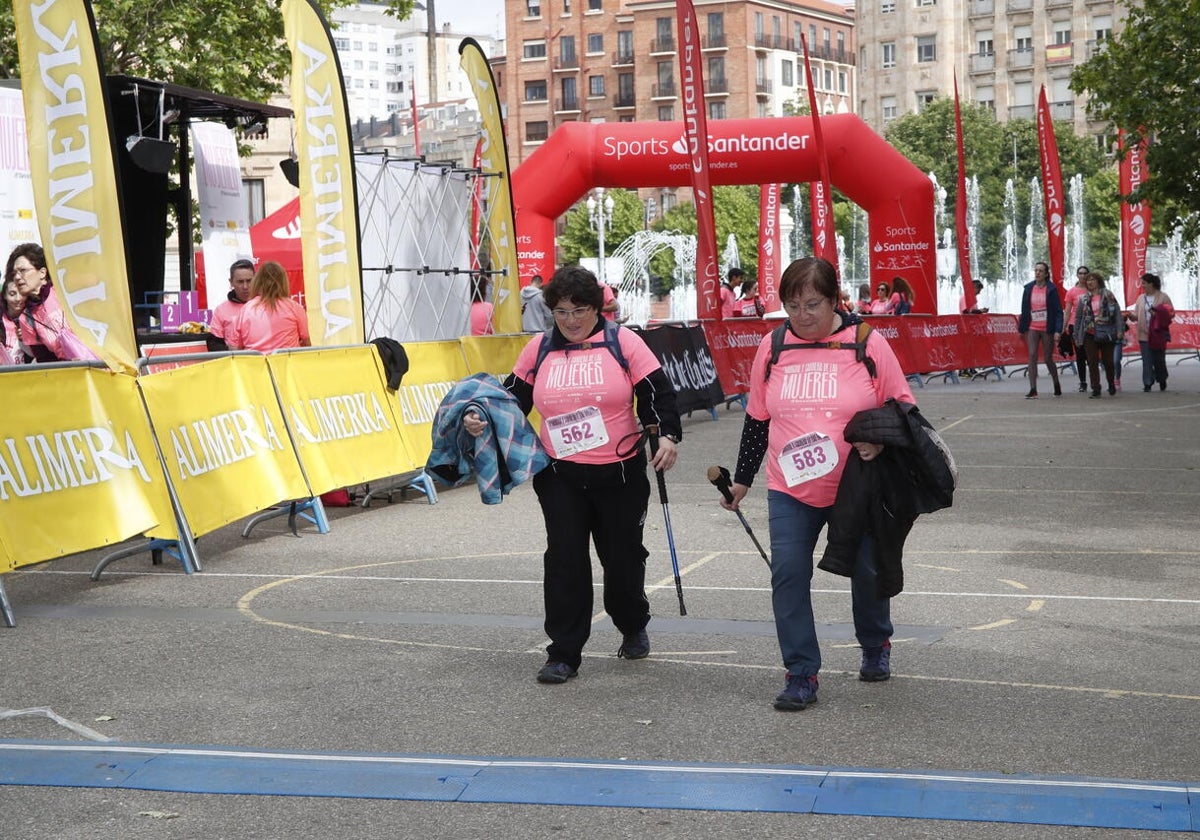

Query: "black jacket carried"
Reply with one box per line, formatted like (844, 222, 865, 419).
(818, 399, 956, 598)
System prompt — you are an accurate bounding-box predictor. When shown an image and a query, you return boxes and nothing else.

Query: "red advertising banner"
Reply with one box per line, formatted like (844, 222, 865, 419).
(953, 77, 976, 311)
(758, 183, 781, 313)
(1118, 130, 1151, 306)
(675, 0, 721, 319)
(800, 35, 838, 273)
(1036, 86, 1067, 300)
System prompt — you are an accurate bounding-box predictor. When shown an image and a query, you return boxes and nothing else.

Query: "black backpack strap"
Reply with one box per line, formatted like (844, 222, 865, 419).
(529, 321, 629, 381)
(765, 321, 876, 380)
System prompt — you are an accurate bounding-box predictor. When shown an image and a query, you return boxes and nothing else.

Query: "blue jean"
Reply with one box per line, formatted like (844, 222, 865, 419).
(767, 490, 893, 677)
(1139, 341, 1168, 389)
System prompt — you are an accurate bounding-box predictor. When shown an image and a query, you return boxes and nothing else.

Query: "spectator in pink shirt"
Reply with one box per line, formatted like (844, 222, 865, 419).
(208, 258, 255, 345)
(867, 281, 893, 315)
(470, 276, 494, 336)
(227, 261, 310, 352)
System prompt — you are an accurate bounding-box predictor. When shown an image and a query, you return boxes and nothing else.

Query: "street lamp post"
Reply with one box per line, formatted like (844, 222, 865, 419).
(644, 197, 657, 230)
(587, 187, 615, 286)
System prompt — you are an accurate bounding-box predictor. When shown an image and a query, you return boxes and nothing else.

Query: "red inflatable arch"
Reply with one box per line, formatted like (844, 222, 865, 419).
(511, 114, 939, 314)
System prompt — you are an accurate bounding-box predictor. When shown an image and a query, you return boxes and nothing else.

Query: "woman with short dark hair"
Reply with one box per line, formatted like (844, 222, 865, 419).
(463, 264, 682, 685)
(721, 256, 916, 711)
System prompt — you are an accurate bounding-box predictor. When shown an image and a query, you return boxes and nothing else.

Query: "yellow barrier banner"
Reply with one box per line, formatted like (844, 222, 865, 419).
(393, 340, 470, 465)
(267, 346, 421, 494)
(138, 355, 310, 538)
(459, 38, 520, 334)
(0, 367, 170, 567)
(459, 334, 530, 380)
(283, 0, 365, 346)
(14, 0, 138, 372)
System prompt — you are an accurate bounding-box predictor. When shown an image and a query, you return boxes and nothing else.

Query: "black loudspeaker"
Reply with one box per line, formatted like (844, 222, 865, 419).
(279, 157, 300, 187)
(125, 136, 177, 174)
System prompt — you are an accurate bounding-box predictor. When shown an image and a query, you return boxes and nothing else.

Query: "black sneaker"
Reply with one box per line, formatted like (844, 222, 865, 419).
(860, 640, 892, 682)
(617, 629, 650, 660)
(774, 673, 818, 711)
(1078, 383, 1087, 393)
(1053, 383, 1062, 396)
(536, 661, 578, 684)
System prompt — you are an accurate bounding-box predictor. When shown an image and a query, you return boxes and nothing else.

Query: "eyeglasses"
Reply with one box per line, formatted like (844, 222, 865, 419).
(783, 299, 828, 316)
(551, 306, 594, 320)
(13, 266, 40, 276)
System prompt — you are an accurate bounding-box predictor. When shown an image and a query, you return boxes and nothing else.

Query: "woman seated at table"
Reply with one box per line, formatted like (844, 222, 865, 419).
(227, 261, 310, 352)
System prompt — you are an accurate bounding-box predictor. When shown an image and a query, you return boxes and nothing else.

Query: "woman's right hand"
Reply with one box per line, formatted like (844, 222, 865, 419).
(462, 410, 487, 438)
(721, 482, 750, 512)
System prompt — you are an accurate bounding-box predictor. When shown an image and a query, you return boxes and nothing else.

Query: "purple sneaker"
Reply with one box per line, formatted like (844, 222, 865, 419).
(774, 673, 818, 711)
(859, 640, 892, 682)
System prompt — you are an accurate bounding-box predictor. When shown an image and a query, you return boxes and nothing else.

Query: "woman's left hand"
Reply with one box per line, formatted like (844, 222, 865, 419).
(650, 437, 677, 472)
(854, 442, 884, 462)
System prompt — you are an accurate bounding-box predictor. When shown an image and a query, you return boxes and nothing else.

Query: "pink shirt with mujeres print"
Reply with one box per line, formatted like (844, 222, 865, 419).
(745, 323, 914, 508)
(514, 327, 661, 465)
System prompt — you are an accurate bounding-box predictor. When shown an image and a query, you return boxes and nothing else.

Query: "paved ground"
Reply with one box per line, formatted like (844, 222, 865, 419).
(1, 357, 1198, 839)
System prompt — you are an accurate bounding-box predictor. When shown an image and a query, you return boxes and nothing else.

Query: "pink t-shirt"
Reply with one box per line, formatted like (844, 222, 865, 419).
(601, 284, 618, 322)
(209, 298, 244, 340)
(470, 301, 494, 335)
(19, 284, 67, 360)
(1064, 285, 1086, 329)
(1029, 285, 1048, 331)
(869, 298, 892, 315)
(513, 327, 661, 464)
(719, 284, 738, 319)
(229, 297, 309, 351)
(745, 323, 915, 508)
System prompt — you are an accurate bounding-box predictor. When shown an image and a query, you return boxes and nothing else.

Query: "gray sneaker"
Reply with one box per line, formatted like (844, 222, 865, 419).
(617, 629, 650, 659)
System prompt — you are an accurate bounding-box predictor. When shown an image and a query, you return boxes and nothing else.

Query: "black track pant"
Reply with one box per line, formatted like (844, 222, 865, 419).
(533, 453, 651, 669)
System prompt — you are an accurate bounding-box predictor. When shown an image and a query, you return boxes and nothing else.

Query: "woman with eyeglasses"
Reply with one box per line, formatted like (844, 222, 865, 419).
(463, 265, 681, 685)
(867, 281, 893, 315)
(720, 257, 915, 712)
(6, 242, 68, 362)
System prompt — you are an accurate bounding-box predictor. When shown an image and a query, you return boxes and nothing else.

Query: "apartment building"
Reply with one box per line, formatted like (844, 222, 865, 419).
(330, 1, 501, 121)
(502, 0, 857, 170)
(855, 0, 1129, 138)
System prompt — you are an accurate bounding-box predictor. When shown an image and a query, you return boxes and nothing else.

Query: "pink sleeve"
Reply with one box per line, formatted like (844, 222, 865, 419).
(743, 334, 774, 421)
(618, 328, 662, 383)
(293, 300, 310, 344)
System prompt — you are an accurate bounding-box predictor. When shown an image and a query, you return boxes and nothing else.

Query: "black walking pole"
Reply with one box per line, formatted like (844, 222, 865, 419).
(647, 427, 687, 616)
(707, 465, 771, 569)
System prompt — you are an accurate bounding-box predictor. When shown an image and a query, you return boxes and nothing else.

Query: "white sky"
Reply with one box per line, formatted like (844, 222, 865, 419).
(428, 0, 506, 43)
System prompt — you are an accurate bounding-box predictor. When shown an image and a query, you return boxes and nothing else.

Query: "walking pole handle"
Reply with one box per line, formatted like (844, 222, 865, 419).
(707, 465, 735, 504)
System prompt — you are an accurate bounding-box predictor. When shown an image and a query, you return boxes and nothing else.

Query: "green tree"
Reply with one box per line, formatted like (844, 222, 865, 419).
(884, 97, 1115, 280)
(557, 188, 647, 269)
(1071, 0, 1200, 237)
(0, 0, 415, 105)
(646, 185, 762, 290)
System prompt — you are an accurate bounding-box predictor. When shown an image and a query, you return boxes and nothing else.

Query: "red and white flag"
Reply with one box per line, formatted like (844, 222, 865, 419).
(1118, 130, 1151, 306)
(800, 35, 838, 274)
(953, 77, 976, 311)
(675, 0, 721, 318)
(1036, 85, 1066, 301)
(757, 183, 781, 313)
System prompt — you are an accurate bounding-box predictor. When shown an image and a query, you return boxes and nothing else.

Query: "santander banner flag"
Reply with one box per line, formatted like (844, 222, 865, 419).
(675, 0, 721, 319)
(1036, 86, 1067, 300)
(1118, 130, 1151, 305)
(758, 183, 781, 313)
(953, 77, 976, 311)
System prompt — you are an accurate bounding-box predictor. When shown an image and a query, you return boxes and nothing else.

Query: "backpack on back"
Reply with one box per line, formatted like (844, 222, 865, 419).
(529, 319, 630, 381)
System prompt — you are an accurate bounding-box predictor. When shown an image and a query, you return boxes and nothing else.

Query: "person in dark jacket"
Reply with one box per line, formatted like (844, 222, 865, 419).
(720, 256, 915, 713)
(1016, 261, 1063, 399)
(819, 399, 956, 599)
